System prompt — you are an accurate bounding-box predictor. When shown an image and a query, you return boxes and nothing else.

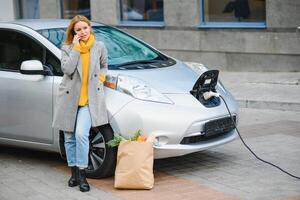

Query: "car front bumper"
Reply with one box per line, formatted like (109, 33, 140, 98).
(109, 92, 239, 159)
(153, 130, 237, 158)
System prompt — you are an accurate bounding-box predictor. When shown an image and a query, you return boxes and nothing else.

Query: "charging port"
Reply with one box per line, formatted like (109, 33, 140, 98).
(190, 70, 220, 107)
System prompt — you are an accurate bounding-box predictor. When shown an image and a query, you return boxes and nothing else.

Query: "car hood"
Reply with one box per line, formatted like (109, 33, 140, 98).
(111, 61, 201, 94)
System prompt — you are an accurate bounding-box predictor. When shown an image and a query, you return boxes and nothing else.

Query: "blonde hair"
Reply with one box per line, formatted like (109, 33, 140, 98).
(64, 15, 92, 45)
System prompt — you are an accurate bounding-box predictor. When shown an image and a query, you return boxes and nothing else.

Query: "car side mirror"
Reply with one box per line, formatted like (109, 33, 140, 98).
(20, 60, 46, 75)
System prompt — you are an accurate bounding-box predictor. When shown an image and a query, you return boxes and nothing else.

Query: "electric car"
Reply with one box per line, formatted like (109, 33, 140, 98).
(0, 20, 238, 178)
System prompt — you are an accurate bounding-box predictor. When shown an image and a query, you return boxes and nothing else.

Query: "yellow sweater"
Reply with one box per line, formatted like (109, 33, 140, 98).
(74, 34, 106, 106)
(74, 34, 93, 106)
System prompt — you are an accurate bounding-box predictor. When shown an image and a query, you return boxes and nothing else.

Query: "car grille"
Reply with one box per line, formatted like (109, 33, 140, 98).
(180, 116, 236, 144)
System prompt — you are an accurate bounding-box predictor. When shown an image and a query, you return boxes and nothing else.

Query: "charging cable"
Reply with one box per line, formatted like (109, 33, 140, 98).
(205, 91, 300, 180)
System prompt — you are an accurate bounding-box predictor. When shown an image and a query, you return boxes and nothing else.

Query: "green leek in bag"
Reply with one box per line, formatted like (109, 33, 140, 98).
(107, 129, 142, 147)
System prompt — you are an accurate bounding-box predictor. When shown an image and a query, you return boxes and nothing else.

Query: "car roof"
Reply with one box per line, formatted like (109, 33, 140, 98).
(6, 19, 104, 30)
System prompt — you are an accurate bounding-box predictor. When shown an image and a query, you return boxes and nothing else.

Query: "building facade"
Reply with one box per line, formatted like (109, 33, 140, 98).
(1, 0, 300, 71)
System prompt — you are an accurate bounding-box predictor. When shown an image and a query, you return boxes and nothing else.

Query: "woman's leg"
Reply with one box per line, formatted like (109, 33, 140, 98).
(64, 131, 76, 167)
(75, 105, 92, 168)
(74, 105, 92, 192)
(64, 131, 78, 187)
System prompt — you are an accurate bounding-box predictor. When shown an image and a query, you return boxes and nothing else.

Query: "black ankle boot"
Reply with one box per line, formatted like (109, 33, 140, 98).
(78, 169, 90, 192)
(68, 166, 79, 187)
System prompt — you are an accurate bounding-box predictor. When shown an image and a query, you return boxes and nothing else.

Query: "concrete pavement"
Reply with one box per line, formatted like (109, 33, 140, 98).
(219, 72, 300, 111)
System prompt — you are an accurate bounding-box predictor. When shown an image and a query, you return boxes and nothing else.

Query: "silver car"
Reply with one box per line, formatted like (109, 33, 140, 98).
(0, 20, 238, 178)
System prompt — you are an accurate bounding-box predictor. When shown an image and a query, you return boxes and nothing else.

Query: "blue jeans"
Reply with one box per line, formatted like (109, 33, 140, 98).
(64, 105, 92, 168)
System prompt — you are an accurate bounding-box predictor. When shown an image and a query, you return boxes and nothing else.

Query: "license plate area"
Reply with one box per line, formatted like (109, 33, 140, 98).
(204, 116, 236, 137)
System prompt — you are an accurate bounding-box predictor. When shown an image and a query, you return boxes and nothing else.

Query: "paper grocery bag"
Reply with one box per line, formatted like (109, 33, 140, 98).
(114, 139, 154, 189)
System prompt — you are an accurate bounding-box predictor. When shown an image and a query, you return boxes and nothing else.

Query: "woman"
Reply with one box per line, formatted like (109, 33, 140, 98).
(52, 15, 109, 192)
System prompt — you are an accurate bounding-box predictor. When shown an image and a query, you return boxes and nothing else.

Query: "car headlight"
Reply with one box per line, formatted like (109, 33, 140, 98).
(104, 74, 174, 104)
(184, 62, 208, 75)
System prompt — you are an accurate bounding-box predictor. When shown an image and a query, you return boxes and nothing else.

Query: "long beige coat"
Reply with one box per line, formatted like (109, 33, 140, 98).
(52, 41, 109, 132)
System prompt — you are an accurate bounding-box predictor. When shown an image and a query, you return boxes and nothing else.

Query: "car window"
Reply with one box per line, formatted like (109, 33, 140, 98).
(93, 27, 160, 66)
(39, 26, 174, 70)
(45, 49, 63, 76)
(0, 30, 43, 72)
(38, 28, 65, 49)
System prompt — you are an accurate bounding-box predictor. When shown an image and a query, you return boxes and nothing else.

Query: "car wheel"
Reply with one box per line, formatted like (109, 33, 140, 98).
(85, 125, 117, 178)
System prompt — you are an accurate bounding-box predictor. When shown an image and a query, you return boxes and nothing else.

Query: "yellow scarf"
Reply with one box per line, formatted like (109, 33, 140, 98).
(74, 34, 95, 106)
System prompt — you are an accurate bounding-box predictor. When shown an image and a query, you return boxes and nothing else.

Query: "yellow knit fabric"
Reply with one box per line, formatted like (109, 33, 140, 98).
(74, 34, 95, 106)
(99, 73, 106, 83)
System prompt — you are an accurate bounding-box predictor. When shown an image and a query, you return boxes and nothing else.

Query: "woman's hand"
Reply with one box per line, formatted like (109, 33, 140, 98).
(99, 73, 106, 83)
(72, 34, 81, 45)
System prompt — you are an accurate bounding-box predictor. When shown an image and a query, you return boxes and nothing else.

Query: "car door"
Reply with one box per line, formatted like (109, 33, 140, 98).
(0, 29, 53, 144)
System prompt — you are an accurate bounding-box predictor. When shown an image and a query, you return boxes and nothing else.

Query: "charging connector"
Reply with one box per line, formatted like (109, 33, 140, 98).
(203, 91, 220, 100)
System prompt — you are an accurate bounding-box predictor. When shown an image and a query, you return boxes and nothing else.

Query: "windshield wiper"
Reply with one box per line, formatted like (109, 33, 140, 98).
(113, 59, 162, 68)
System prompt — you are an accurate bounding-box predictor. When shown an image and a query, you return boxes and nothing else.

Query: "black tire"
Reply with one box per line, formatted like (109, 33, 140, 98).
(85, 125, 117, 178)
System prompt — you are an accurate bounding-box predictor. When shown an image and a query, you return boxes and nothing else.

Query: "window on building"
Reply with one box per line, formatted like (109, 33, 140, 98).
(200, 0, 266, 28)
(16, 0, 40, 19)
(119, 0, 164, 26)
(61, 0, 91, 19)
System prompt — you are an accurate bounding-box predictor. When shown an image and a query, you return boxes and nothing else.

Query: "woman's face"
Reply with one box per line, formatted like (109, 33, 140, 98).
(73, 21, 91, 42)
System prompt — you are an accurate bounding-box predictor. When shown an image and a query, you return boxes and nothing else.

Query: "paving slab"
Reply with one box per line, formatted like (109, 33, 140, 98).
(219, 72, 300, 111)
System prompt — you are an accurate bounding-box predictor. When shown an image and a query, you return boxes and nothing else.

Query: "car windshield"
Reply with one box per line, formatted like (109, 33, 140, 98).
(38, 26, 168, 69)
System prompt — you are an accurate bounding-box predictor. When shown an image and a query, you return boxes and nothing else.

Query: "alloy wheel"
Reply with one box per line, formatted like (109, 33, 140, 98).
(87, 129, 106, 172)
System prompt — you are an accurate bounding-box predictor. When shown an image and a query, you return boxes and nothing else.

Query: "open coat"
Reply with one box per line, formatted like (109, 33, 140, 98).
(52, 41, 109, 132)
